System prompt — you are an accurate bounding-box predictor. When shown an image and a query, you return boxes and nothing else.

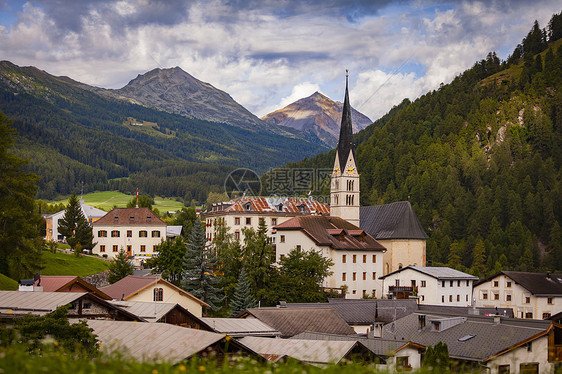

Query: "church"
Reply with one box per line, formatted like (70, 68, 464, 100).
(271, 72, 428, 298)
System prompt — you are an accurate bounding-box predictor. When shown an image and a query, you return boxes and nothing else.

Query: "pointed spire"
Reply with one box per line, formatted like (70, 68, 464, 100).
(336, 69, 355, 171)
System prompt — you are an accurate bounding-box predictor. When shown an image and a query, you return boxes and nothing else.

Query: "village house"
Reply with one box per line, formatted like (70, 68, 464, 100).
(379, 266, 478, 306)
(108, 300, 207, 328)
(44, 199, 106, 242)
(101, 275, 208, 317)
(474, 271, 562, 320)
(273, 215, 386, 298)
(91, 207, 166, 260)
(204, 196, 329, 243)
(28, 275, 111, 300)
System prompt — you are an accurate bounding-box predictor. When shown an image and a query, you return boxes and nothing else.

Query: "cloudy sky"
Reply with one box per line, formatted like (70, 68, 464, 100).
(0, 1, 560, 121)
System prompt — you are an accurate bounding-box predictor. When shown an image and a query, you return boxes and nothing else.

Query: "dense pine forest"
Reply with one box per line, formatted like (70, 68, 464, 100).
(0, 62, 328, 201)
(273, 14, 562, 275)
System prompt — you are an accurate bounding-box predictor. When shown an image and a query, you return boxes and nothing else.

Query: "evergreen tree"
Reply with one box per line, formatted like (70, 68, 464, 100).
(229, 268, 257, 317)
(0, 110, 42, 279)
(182, 222, 224, 312)
(470, 239, 487, 278)
(447, 242, 462, 269)
(213, 218, 243, 300)
(242, 219, 275, 301)
(58, 193, 94, 252)
(107, 248, 134, 284)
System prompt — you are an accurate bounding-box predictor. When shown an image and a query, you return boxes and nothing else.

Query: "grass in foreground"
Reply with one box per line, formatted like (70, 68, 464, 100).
(40, 250, 109, 277)
(0, 273, 18, 290)
(50, 191, 185, 213)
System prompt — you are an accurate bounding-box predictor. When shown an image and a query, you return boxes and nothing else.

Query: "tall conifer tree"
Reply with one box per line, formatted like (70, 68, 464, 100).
(229, 268, 257, 317)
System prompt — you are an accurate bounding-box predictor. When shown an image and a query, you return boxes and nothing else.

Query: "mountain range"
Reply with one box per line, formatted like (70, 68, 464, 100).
(262, 91, 371, 147)
(0, 61, 334, 200)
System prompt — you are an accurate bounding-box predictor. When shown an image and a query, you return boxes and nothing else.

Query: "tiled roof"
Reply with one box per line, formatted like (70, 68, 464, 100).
(290, 332, 424, 357)
(237, 336, 360, 364)
(202, 318, 281, 337)
(285, 299, 417, 325)
(275, 215, 385, 251)
(93, 207, 166, 226)
(381, 312, 552, 362)
(101, 275, 208, 307)
(360, 202, 428, 240)
(475, 271, 562, 295)
(380, 266, 478, 280)
(209, 197, 330, 215)
(34, 275, 111, 300)
(242, 307, 356, 337)
(87, 320, 225, 363)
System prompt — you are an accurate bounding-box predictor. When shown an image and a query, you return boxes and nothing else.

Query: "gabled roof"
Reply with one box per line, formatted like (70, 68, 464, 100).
(45, 200, 107, 220)
(290, 331, 425, 357)
(208, 197, 329, 215)
(202, 318, 281, 337)
(285, 299, 417, 325)
(108, 300, 203, 323)
(475, 271, 562, 296)
(360, 201, 428, 240)
(379, 266, 478, 281)
(380, 312, 554, 362)
(93, 207, 166, 226)
(87, 320, 226, 363)
(241, 307, 356, 337)
(101, 276, 209, 307)
(0, 291, 142, 321)
(34, 275, 111, 300)
(237, 336, 362, 364)
(275, 215, 385, 251)
(166, 225, 183, 237)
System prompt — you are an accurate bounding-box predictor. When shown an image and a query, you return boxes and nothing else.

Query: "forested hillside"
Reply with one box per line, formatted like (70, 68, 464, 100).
(0, 62, 328, 201)
(271, 14, 562, 275)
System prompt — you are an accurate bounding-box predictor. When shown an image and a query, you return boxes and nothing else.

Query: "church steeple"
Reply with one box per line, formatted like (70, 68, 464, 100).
(330, 70, 360, 226)
(337, 70, 355, 172)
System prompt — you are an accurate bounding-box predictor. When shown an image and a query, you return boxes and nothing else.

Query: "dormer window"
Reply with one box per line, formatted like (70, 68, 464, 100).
(130, 216, 135, 220)
(276, 203, 283, 211)
(298, 204, 306, 213)
(244, 202, 252, 211)
(147, 216, 151, 220)
(114, 216, 118, 220)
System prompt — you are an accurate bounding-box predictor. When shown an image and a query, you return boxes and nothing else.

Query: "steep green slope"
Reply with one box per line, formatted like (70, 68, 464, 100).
(0, 61, 328, 200)
(271, 19, 562, 275)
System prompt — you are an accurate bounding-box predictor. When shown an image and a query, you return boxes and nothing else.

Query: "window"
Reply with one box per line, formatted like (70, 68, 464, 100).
(352, 290, 357, 294)
(506, 293, 512, 302)
(280, 254, 285, 261)
(506, 281, 512, 288)
(372, 254, 376, 263)
(449, 295, 453, 302)
(493, 292, 500, 300)
(442, 295, 445, 303)
(342, 273, 346, 281)
(362, 290, 367, 297)
(98, 230, 107, 237)
(342, 254, 347, 263)
(280, 235, 285, 243)
(153, 288, 163, 301)
(525, 295, 531, 304)
(111, 230, 120, 237)
(450, 281, 453, 287)
(525, 312, 533, 319)
(126, 245, 131, 253)
(493, 280, 499, 287)
(112, 245, 118, 252)
(482, 291, 488, 300)
(519, 363, 538, 374)
(153, 245, 158, 252)
(466, 280, 469, 286)
(152, 230, 160, 237)
(83, 302, 91, 309)
(372, 272, 377, 280)
(548, 297, 554, 305)
(234, 217, 240, 225)
(271, 218, 277, 226)
(395, 279, 400, 287)
(259, 218, 265, 225)
(140, 245, 146, 252)
(363, 255, 367, 263)
(421, 280, 426, 287)
(457, 295, 460, 302)
(139, 230, 147, 237)
(353, 255, 357, 263)
(543, 312, 552, 319)
(497, 364, 510, 374)
(100, 245, 105, 252)
(127, 230, 132, 237)
(296, 245, 301, 252)
(246, 218, 251, 225)
(234, 231, 240, 240)
(457, 280, 461, 287)
(396, 356, 409, 369)
(352, 272, 356, 281)
(363, 272, 367, 280)
(442, 281, 446, 287)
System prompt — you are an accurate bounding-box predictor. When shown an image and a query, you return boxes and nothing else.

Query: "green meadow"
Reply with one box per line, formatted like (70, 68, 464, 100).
(40, 250, 109, 277)
(0, 273, 18, 290)
(51, 191, 185, 213)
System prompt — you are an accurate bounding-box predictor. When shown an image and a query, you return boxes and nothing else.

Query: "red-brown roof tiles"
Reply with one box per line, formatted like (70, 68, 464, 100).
(93, 207, 166, 226)
(211, 197, 329, 215)
(276, 216, 386, 252)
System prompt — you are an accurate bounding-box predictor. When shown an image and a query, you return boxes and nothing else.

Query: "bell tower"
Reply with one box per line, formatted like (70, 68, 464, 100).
(330, 70, 360, 226)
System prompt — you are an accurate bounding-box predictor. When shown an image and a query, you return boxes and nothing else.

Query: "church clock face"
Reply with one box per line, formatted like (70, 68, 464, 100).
(347, 166, 355, 175)
(334, 167, 340, 174)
